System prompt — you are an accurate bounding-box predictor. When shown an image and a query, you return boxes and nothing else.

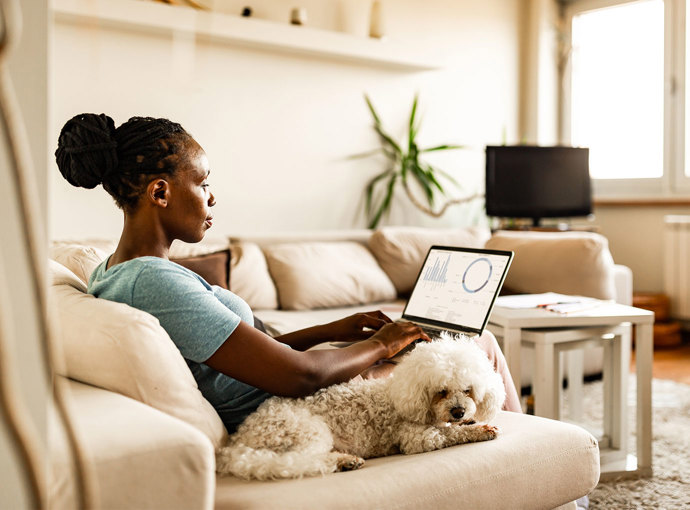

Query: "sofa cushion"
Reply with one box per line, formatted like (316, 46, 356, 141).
(48, 259, 228, 448)
(214, 411, 599, 510)
(263, 242, 397, 310)
(50, 243, 108, 284)
(229, 242, 279, 310)
(485, 231, 617, 300)
(369, 226, 492, 294)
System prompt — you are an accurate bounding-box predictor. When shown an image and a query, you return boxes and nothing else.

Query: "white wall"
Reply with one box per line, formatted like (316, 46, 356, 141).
(50, 0, 522, 239)
(594, 205, 690, 293)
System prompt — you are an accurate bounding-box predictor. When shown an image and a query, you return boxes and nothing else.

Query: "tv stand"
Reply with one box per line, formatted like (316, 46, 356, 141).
(491, 218, 598, 233)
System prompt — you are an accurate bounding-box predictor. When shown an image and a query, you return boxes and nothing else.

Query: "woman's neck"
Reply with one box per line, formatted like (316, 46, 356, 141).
(108, 211, 172, 268)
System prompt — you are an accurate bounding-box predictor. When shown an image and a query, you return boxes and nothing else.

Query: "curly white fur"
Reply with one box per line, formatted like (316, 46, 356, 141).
(216, 333, 506, 480)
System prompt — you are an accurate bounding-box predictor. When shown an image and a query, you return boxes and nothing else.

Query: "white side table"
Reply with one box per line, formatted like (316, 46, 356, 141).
(487, 303, 654, 479)
(520, 324, 632, 466)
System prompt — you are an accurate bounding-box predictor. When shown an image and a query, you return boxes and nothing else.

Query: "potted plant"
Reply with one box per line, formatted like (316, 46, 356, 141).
(356, 94, 480, 228)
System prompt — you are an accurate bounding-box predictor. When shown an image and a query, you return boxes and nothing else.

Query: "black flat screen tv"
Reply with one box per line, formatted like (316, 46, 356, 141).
(485, 145, 592, 226)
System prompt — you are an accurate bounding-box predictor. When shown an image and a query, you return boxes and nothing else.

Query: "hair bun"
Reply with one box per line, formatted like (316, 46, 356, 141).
(55, 113, 119, 189)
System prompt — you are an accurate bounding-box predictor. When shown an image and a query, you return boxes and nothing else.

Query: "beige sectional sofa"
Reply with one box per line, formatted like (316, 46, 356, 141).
(48, 226, 626, 509)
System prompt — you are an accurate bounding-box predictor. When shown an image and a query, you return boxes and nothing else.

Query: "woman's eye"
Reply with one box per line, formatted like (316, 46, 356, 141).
(202, 183, 210, 188)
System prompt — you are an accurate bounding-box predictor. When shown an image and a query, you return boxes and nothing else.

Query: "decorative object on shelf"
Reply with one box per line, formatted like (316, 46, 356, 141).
(338, 0, 371, 37)
(355, 95, 481, 228)
(241, 6, 252, 17)
(183, 0, 211, 9)
(290, 7, 307, 26)
(157, 0, 211, 9)
(369, 0, 385, 39)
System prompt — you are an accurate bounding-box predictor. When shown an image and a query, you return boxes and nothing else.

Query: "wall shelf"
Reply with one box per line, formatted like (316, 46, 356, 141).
(52, 0, 442, 71)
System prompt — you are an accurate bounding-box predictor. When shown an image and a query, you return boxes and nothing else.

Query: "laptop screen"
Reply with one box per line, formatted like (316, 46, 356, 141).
(402, 246, 513, 335)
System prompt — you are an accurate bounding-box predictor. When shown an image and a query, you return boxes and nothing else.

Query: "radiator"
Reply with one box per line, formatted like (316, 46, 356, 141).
(664, 215, 690, 321)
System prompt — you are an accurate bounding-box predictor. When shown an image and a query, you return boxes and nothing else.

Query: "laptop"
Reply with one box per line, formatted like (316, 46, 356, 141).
(398, 245, 513, 338)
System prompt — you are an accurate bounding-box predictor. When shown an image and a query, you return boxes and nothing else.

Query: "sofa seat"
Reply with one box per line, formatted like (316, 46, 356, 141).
(214, 411, 598, 510)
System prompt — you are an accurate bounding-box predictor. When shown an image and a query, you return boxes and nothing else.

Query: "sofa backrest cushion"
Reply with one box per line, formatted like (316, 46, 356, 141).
(50, 243, 109, 285)
(369, 226, 492, 295)
(229, 242, 279, 310)
(48, 259, 228, 448)
(263, 242, 397, 310)
(485, 230, 617, 300)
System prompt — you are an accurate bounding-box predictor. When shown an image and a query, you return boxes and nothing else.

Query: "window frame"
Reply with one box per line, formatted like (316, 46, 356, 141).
(562, 0, 690, 197)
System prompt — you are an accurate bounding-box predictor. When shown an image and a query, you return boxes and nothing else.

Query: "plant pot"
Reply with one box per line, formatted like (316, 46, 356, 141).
(337, 0, 371, 37)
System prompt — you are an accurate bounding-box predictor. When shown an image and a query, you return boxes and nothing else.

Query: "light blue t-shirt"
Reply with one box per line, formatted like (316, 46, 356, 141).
(88, 256, 271, 433)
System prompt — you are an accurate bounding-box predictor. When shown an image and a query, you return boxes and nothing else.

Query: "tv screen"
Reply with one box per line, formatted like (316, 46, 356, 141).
(485, 145, 591, 225)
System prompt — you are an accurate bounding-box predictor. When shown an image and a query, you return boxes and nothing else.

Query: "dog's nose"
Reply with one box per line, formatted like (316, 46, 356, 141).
(450, 407, 465, 419)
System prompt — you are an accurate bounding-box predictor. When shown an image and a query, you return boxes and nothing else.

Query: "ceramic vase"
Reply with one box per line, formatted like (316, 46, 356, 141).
(338, 0, 371, 37)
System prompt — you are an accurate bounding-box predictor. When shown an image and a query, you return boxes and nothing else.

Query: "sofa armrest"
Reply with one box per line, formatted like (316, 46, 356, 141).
(613, 264, 633, 306)
(50, 379, 216, 510)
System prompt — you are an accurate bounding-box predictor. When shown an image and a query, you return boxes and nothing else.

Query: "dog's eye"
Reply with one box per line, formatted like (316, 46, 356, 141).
(437, 389, 448, 398)
(463, 388, 472, 395)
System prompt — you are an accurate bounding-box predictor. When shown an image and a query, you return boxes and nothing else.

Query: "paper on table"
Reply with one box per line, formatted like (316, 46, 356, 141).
(494, 292, 585, 309)
(495, 293, 612, 314)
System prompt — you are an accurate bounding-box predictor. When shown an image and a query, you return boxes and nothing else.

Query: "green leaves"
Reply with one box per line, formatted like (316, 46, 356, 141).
(359, 94, 463, 228)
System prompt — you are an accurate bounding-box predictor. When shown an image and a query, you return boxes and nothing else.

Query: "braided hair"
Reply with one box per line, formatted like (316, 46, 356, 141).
(55, 114, 192, 211)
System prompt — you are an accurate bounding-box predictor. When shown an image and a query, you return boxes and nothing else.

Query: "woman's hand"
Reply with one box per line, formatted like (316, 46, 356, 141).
(368, 321, 431, 359)
(322, 310, 393, 343)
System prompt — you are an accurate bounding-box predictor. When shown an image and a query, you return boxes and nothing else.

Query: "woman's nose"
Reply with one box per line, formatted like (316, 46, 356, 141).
(208, 191, 216, 207)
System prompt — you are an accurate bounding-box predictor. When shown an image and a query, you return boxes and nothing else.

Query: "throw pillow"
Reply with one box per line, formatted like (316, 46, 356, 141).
(229, 242, 279, 310)
(485, 230, 617, 300)
(48, 259, 228, 448)
(171, 250, 230, 290)
(263, 242, 397, 310)
(369, 226, 492, 295)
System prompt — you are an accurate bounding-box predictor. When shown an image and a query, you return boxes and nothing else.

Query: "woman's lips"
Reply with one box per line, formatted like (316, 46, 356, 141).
(205, 217, 213, 228)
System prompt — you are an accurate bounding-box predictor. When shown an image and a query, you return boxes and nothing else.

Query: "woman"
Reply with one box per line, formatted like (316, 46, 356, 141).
(55, 114, 521, 433)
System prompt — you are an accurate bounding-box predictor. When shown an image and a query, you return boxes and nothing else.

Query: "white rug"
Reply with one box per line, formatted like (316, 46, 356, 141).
(561, 376, 690, 509)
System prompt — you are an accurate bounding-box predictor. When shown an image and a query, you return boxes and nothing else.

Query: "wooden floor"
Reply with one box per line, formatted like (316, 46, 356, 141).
(631, 332, 690, 385)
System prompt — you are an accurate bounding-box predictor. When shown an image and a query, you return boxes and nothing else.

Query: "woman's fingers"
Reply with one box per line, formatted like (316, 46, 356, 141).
(371, 321, 430, 357)
(364, 310, 393, 324)
(356, 311, 391, 332)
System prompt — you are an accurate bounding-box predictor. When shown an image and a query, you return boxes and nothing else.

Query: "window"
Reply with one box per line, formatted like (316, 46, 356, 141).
(564, 0, 690, 195)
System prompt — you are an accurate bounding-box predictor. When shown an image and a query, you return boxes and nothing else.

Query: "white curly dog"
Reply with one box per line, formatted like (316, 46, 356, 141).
(216, 334, 506, 480)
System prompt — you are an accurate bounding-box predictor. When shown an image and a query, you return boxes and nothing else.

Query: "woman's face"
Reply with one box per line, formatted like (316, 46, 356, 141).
(163, 139, 216, 244)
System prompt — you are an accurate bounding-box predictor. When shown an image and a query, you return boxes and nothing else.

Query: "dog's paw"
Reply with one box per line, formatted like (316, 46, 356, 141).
(335, 453, 365, 472)
(480, 424, 499, 440)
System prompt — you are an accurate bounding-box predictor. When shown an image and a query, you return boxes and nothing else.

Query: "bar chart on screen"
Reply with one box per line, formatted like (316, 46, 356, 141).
(422, 253, 450, 285)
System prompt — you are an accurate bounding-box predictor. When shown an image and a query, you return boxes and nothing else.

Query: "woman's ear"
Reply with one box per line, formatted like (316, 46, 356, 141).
(147, 179, 169, 207)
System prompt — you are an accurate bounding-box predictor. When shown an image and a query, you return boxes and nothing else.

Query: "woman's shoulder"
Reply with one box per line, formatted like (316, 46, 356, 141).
(90, 256, 202, 293)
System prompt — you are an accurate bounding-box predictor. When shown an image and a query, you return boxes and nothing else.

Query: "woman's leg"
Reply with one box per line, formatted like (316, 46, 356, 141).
(474, 330, 523, 413)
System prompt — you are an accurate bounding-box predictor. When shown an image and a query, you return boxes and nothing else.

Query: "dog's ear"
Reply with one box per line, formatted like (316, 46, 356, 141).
(387, 354, 437, 424)
(388, 375, 433, 424)
(474, 372, 506, 423)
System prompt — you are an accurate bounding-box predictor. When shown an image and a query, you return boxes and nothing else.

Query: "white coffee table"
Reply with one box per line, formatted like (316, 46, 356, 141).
(487, 302, 654, 479)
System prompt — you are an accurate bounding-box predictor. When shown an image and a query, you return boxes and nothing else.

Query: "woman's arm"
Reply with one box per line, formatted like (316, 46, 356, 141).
(274, 311, 392, 351)
(205, 320, 427, 397)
